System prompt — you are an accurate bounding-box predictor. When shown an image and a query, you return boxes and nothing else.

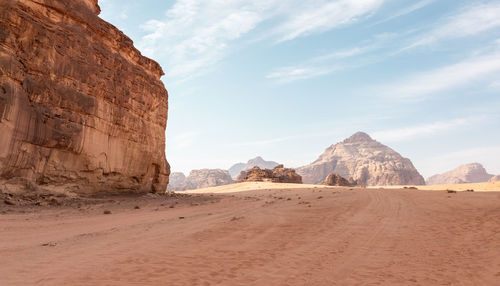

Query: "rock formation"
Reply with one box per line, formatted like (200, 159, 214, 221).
(322, 173, 355, 187)
(489, 175, 500, 183)
(183, 169, 233, 190)
(427, 163, 494, 185)
(167, 172, 187, 191)
(229, 156, 279, 179)
(239, 165, 302, 184)
(296, 132, 425, 186)
(0, 0, 169, 194)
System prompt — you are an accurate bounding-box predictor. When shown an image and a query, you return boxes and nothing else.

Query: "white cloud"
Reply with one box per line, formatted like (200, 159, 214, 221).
(138, 0, 386, 82)
(376, 50, 500, 99)
(490, 80, 500, 88)
(266, 65, 338, 83)
(312, 44, 376, 62)
(370, 0, 435, 26)
(265, 33, 394, 83)
(139, 1, 264, 80)
(272, 0, 385, 42)
(403, 2, 500, 51)
(371, 117, 477, 142)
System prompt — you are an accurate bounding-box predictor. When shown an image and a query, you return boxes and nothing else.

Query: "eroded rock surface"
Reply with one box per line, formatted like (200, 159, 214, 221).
(296, 132, 425, 186)
(239, 165, 302, 184)
(322, 173, 355, 187)
(427, 163, 493, 185)
(0, 0, 169, 194)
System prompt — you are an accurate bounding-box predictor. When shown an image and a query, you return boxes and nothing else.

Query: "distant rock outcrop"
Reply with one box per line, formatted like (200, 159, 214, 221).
(168, 169, 233, 191)
(490, 175, 500, 183)
(229, 157, 279, 179)
(167, 172, 187, 191)
(322, 173, 355, 187)
(296, 132, 425, 186)
(0, 0, 169, 194)
(427, 163, 494, 185)
(239, 165, 302, 184)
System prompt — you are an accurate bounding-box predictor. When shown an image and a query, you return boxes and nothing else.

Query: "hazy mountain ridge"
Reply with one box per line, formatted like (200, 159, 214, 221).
(228, 157, 279, 179)
(427, 163, 494, 185)
(168, 169, 233, 191)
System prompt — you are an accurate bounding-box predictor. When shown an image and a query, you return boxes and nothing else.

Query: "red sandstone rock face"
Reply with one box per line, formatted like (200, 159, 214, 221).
(239, 165, 302, 184)
(0, 0, 169, 194)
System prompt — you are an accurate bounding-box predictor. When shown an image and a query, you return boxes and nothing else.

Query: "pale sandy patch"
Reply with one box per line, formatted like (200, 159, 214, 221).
(183, 182, 337, 194)
(370, 181, 500, 192)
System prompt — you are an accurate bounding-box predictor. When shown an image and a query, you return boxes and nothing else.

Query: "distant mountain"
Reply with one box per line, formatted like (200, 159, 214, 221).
(228, 163, 246, 179)
(427, 163, 494, 185)
(228, 156, 279, 179)
(167, 172, 187, 191)
(296, 132, 425, 186)
(490, 175, 500, 182)
(167, 169, 233, 191)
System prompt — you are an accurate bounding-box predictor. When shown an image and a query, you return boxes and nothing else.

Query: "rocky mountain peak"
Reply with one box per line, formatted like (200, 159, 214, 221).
(343, 132, 374, 143)
(297, 132, 425, 186)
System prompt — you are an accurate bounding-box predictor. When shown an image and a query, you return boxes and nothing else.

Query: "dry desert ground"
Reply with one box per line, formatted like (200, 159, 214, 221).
(1, 183, 500, 285)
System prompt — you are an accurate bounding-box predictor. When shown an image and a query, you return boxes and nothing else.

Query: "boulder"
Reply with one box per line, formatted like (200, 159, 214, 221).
(322, 173, 353, 186)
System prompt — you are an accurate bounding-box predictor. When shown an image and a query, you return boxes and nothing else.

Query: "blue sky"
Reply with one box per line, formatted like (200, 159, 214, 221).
(99, 0, 500, 178)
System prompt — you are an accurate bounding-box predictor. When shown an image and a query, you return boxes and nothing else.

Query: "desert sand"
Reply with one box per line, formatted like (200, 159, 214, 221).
(1, 186, 500, 285)
(186, 181, 336, 194)
(374, 181, 500, 192)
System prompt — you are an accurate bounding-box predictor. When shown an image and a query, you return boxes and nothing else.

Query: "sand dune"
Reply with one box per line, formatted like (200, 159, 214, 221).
(1, 186, 500, 285)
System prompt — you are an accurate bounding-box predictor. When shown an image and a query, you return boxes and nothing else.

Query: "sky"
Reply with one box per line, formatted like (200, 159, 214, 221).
(99, 0, 500, 178)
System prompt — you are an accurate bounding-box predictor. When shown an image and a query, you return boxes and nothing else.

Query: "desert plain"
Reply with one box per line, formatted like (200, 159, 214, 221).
(1, 183, 500, 286)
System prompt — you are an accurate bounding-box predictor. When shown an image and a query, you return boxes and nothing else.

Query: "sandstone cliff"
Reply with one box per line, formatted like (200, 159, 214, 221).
(239, 165, 302, 184)
(0, 0, 169, 194)
(427, 163, 493, 185)
(228, 156, 279, 179)
(296, 132, 425, 186)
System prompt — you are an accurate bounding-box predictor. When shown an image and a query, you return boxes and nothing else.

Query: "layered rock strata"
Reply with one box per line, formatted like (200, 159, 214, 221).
(0, 0, 169, 194)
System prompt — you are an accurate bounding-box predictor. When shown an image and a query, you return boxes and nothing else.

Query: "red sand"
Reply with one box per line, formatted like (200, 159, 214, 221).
(1, 188, 500, 285)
